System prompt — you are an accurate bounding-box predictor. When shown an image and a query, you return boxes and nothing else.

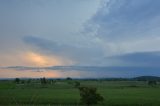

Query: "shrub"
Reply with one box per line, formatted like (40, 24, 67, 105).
(79, 86, 104, 106)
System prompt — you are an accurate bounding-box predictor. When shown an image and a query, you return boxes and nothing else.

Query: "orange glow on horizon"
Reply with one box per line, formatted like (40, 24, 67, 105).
(0, 69, 61, 78)
(0, 50, 74, 69)
(25, 52, 64, 67)
(42, 71, 60, 78)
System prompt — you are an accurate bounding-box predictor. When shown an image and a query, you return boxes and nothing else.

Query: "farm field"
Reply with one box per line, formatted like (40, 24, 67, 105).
(0, 80, 160, 106)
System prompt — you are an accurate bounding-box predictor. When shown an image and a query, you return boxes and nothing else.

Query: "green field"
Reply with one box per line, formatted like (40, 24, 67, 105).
(0, 80, 160, 106)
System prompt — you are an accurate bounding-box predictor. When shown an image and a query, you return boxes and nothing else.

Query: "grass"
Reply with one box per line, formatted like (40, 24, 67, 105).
(0, 80, 160, 106)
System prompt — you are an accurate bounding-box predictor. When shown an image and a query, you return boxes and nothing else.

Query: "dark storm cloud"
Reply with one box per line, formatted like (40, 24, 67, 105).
(106, 51, 160, 66)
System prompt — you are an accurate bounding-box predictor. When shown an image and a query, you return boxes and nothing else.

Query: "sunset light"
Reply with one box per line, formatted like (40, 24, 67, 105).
(26, 52, 63, 67)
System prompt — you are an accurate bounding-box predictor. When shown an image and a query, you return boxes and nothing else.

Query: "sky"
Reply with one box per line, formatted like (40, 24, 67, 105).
(0, 0, 160, 78)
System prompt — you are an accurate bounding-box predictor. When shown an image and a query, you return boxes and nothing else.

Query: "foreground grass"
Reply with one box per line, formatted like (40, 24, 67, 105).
(0, 80, 160, 106)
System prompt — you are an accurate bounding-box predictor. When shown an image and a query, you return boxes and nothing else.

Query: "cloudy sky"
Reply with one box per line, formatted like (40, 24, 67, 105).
(0, 0, 160, 78)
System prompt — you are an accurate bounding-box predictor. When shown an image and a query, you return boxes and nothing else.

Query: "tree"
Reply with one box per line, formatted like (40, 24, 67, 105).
(40, 77, 47, 84)
(66, 77, 72, 80)
(15, 78, 20, 84)
(79, 87, 104, 106)
(148, 80, 157, 87)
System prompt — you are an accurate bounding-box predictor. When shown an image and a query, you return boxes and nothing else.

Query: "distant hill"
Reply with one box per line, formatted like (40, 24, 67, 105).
(134, 76, 160, 81)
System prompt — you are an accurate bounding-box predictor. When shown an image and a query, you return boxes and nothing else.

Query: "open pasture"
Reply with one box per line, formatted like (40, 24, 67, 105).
(0, 80, 160, 106)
